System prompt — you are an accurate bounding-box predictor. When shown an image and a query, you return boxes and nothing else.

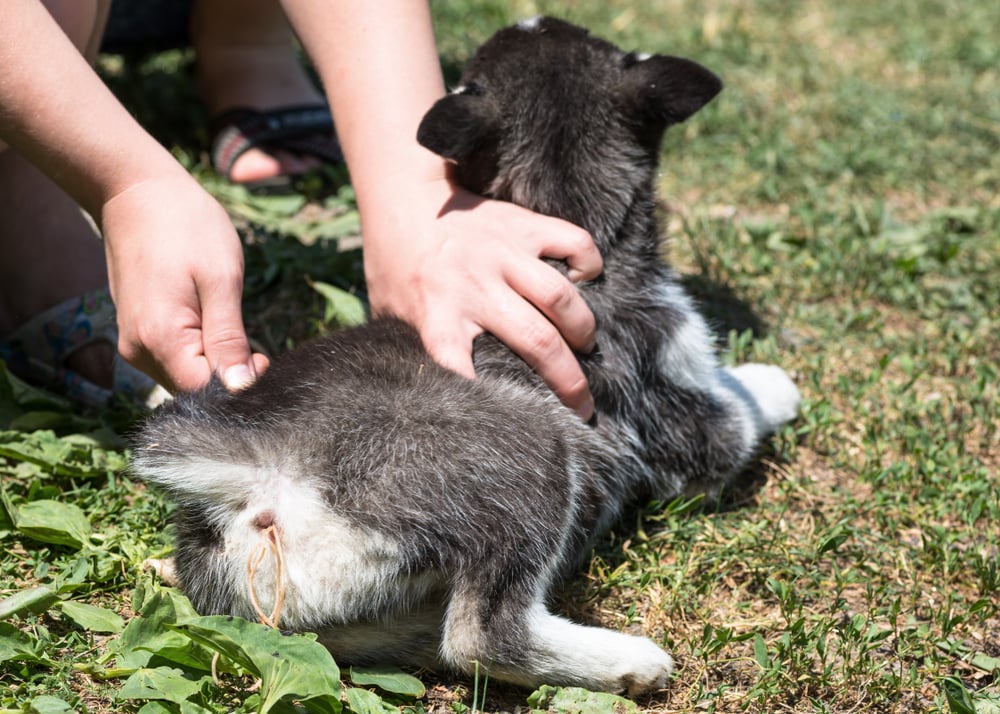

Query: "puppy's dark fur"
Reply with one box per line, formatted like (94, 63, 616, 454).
(133, 17, 799, 696)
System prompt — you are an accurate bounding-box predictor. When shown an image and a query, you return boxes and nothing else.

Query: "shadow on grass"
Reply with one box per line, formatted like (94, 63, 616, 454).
(683, 273, 769, 341)
(240, 226, 365, 355)
(99, 48, 207, 160)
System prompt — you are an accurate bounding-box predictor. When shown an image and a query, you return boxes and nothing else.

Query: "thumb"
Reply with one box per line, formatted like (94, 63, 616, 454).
(199, 279, 258, 391)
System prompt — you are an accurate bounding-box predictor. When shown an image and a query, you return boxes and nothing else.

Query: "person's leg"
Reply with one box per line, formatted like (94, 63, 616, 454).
(0, 0, 114, 387)
(191, 0, 329, 184)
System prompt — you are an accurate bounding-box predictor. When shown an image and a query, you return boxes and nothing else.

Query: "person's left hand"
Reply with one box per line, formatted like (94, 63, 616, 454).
(100, 173, 269, 394)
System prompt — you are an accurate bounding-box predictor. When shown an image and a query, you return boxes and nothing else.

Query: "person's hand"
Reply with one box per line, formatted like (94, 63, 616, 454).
(99, 174, 268, 393)
(282, 0, 602, 417)
(0, 2, 266, 394)
(362, 175, 602, 420)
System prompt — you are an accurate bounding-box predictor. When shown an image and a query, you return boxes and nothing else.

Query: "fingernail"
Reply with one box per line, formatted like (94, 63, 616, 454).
(223, 364, 254, 391)
(575, 397, 594, 422)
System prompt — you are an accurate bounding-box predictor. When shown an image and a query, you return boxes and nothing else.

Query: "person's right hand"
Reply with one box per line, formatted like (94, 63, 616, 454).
(362, 174, 603, 420)
(99, 173, 268, 394)
(279, 0, 603, 417)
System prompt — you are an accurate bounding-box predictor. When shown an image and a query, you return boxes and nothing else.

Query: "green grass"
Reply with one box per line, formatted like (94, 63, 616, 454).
(2, 1, 998, 712)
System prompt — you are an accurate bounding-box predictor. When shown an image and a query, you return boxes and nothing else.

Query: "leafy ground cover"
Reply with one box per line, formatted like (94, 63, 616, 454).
(2, 0, 997, 712)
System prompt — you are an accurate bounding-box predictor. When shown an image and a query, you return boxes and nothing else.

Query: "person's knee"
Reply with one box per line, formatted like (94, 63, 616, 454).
(41, 0, 110, 58)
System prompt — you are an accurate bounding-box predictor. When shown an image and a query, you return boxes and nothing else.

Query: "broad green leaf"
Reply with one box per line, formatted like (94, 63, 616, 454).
(53, 555, 95, 593)
(63, 427, 129, 451)
(0, 429, 75, 468)
(0, 361, 20, 428)
(0, 585, 60, 619)
(111, 589, 211, 671)
(179, 700, 219, 714)
(136, 703, 177, 714)
(0, 478, 16, 530)
(171, 616, 342, 713)
(166, 618, 260, 673)
(245, 192, 308, 217)
(937, 638, 1000, 674)
(942, 676, 977, 714)
(10, 411, 92, 433)
(752, 633, 771, 668)
(970, 651, 1000, 674)
(816, 527, 850, 555)
(0, 621, 47, 664)
(215, 183, 306, 218)
(0, 428, 125, 477)
(298, 210, 361, 243)
(308, 279, 366, 327)
(350, 665, 425, 697)
(526, 685, 638, 713)
(27, 696, 75, 714)
(343, 686, 399, 714)
(58, 600, 125, 634)
(15, 499, 92, 549)
(119, 667, 206, 704)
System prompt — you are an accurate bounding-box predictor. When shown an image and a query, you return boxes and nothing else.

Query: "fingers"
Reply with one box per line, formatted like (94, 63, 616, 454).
(251, 352, 271, 376)
(446, 192, 603, 283)
(118, 299, 267, 395)
(119, 271, 258, 395)
(528, 212, 603, 283)
(99, 174, 264, 396)
(499, 210, 598, 417)
(197, 269, 260, 391)
(361, 186, 603, 421)
(505, 258, 597, 355)
(419, 302, 593, 420)
(421, 320, 477, 380)
(415, 258, 596, 418)
(480, 294, 594, 421)
(117, 318, 210, 395)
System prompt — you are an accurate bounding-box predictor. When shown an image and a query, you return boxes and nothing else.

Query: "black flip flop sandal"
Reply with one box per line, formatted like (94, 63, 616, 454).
(210, 104, 344, 191)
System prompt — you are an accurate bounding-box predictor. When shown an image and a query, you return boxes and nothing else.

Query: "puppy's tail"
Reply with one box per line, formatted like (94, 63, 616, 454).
(130, 379, 263, 505)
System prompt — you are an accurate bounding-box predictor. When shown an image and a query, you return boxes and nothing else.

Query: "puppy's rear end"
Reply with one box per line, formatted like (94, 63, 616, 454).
(135, 380, 411, 631)
(134, 321, 454, 631)
(133, 318, 644, 688)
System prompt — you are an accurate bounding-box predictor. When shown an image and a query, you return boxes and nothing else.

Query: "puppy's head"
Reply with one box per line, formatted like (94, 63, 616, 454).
(418, 16, 722, 211)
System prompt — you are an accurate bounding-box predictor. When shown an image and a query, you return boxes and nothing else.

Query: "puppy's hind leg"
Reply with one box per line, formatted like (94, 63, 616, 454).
(316, 601, 446, 669)
(440, 576, 673, 697)
(719, 363, 801, 437)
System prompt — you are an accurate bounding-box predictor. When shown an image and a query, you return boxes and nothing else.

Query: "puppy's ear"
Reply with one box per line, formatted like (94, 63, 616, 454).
(622, 54, 723, 128)
(417, 90, 501, 162)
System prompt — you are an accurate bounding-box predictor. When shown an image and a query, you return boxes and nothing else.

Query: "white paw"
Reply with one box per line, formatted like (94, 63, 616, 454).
(612, 636, 674, 697)
(724, 363, 801, 432)
(142, 557, 179, 587)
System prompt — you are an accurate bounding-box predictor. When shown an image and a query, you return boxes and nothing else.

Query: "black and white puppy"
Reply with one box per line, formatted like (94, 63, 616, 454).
(133, 17, 800, 697)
